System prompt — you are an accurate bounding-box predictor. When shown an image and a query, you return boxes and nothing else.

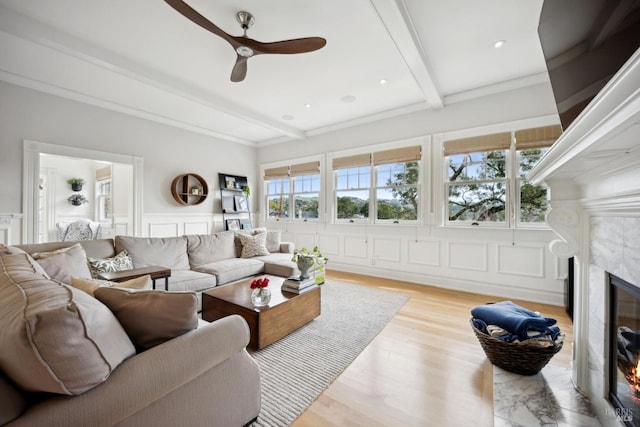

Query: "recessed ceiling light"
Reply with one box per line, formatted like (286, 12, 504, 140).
(281, 114, 295, 121)
(304, 103, 312, 108)
(340, 95, 356, 103)
(494, 40, 505, 48)
(379, 79, 387, 85)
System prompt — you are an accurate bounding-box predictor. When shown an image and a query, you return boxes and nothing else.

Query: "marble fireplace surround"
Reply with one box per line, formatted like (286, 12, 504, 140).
(529, 49, 640, 427)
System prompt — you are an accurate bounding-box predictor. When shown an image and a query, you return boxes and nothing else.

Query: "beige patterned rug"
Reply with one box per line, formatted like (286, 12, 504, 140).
(248, 280, 409, 427)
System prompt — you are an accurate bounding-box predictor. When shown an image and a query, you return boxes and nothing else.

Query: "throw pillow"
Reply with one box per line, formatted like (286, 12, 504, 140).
(265, 230, 282, 253)
(94, 287, 198, 351)
(0, 253, 135, 395)
(88, 250, 133, 278)
(70, 274, 152, 297)
(237, 232, 270, 258)
(31, 243, 92, 284)
(115, 235, 190, 270)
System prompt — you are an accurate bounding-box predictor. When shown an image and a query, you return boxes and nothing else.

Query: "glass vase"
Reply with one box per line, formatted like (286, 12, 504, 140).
(251, 287, 271, 307)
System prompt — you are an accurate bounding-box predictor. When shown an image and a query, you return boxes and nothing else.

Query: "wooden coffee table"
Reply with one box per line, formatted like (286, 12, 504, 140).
(201, 275, 321, 350)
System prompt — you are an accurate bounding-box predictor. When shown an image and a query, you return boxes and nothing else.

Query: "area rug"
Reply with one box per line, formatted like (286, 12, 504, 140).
(248, 280, 409, 427)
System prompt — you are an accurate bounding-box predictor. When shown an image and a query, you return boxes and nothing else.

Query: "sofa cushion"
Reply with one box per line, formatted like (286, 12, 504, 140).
(115, 236, 190, 270)
(94, 287, 198, 351)
(193, 258, 264, 285)
(166, 269, 217, 292)
(70, 274, 152, 296)
(255, 253, 299, 278)
(31, 243, 92, 284)
(186, 232, 236, 267)
(0, 253, 135, 395)
(0, 244, 25, 255)
(88, 250, 133, 278)
(237, 232, 270, 258)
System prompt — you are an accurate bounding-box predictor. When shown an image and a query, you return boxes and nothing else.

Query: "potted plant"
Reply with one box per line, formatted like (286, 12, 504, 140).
(67, 178, 86, 191)
(291, 246, 328, 281)
(190, 185, 201, 195)
(242, 185, 251, 196)
(67, 194, 89, 206)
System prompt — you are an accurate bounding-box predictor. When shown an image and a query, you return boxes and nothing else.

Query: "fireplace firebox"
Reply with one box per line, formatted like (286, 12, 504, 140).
(610, 273, 640, 426)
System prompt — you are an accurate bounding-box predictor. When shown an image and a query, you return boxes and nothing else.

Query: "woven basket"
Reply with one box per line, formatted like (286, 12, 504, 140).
(470, 318, 563, 375)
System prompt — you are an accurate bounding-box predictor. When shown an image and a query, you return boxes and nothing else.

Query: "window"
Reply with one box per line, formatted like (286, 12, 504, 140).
(333, 146, 421, 223)
(265, 161, 320, 221)
(336, 166, 370, 221)
(444, 125, 560, 227)
(447, 150, 507, 223)
(375, 161, 419, 221)
(514, 125, 560, 225)
(266, 177, 289, 220)
(95, 165, 112, 222)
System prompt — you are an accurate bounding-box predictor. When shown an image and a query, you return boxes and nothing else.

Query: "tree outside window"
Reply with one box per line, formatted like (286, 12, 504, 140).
(517, 148, 549, 223)
(447, 151, 507, 223)
(336, 166, 370, 221)
(376, 161, 419, 221)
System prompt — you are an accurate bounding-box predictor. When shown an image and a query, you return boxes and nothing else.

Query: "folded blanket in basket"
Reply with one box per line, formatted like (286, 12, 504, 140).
(471, 301, 559, 342)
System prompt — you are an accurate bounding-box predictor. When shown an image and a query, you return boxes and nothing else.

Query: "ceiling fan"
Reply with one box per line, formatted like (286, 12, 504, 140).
(165, 0, 327, 82)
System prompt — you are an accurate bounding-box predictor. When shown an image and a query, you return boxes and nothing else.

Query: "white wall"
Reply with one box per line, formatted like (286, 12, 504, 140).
(0, 81, 258, 240)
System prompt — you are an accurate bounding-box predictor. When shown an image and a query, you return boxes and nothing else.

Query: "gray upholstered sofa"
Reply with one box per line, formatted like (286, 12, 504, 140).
(15, 229, 298, 311)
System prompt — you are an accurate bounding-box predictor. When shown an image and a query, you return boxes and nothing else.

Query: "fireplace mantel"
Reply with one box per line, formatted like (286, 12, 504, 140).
(527, 48, 640, 427)
(529, 48, 640, 258)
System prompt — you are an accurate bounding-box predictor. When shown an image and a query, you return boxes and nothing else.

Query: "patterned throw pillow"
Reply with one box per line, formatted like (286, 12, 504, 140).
(70, 275, 152, 297)
(88, 250, 133, 278)
(237, 232, 270, 258)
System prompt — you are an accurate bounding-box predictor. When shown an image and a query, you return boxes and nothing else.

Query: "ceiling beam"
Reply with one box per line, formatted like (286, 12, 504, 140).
(370, 0, 443, 109)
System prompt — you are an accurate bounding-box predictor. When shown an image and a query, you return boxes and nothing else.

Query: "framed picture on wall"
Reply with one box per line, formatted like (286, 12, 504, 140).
(240, 220, 252, 230)
(226, 219, 241, 231)
(234, 195, 248, 212)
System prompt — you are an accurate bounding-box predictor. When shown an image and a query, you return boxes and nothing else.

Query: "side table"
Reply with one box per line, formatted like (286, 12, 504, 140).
(98, 266, 171, 290)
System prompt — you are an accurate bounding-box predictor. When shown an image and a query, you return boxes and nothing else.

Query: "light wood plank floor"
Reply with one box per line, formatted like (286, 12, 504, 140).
(292, 270, 573, 427)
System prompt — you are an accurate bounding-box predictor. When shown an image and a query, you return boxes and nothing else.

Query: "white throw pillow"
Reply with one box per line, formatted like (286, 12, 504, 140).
(237, 232, 270, 258)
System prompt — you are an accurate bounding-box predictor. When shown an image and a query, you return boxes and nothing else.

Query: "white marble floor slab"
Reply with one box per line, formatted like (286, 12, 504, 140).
(494, 365, 602, 426)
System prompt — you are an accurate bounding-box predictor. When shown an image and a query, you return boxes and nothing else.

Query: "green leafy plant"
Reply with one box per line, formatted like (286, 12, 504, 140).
(67, 194, 89, 205)
(66, 178, 86, 185)
(291, 246, 328, 266)
(242, 185, 251, 196)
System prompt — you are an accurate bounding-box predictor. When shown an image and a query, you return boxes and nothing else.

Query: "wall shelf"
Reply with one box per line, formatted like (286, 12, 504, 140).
(218, 173, 251, 230)
(171, 173, 208, 206)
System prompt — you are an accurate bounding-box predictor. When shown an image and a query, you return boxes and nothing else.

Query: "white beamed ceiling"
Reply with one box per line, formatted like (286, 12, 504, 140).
(0, 0, 549, 145)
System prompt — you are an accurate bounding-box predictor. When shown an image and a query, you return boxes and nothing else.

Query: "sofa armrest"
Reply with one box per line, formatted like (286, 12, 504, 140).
(279, 241, 295, 253)
(10, 315, 253, 427)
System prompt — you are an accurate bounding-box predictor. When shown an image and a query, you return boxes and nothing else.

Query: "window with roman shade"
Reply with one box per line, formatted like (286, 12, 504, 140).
(265, 161, 321, 221)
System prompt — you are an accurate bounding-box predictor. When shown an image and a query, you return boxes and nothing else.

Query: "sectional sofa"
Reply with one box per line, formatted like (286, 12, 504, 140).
(16, 228, 298, 311)
(0, 229, 297, 426)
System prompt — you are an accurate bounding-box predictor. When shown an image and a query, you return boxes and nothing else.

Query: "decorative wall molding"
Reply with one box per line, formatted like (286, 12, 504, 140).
(545, 203, 582, 258)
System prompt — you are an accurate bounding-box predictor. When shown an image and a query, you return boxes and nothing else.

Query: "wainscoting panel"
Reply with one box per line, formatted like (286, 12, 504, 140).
(448, 241, 488, 272)
(344, 235, 368, 259)
(296, 233, 317, 251)
(497, 245, 545, 278)
(0, 214, 23, 245)
(373, 237, 401, 262)
(148, 222, 179, 237)
(407, 239, 440, 267)
(318, 234, 340, 256)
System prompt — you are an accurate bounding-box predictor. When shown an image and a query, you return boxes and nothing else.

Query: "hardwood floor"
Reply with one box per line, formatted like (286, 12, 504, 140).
(292, 270, 574, 427)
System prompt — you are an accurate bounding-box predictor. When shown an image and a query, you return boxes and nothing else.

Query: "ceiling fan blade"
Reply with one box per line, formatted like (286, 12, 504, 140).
(164, 0, 236, 45)
(240, 37, 327, 55)
(230, 56, 248, 82)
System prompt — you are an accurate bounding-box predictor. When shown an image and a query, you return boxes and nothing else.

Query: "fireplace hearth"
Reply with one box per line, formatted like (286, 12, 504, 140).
(610, 273, 640, 426)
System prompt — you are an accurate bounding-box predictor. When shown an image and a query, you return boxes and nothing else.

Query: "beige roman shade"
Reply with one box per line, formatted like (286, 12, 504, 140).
(290, 161, 320, 176)
(332, 153, 371, 170)
(96, 166, 111, 181)
(444, 132, 512, 156)
(263, 166, 290, 179)
(373, 146, 421, 165)
(515, 125, 562, 150)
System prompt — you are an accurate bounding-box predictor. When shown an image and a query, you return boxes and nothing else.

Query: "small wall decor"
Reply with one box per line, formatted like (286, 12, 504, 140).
(226, 219, 241, 231)
(67, 194, 89, 206)
(67, 178, 86, 192)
